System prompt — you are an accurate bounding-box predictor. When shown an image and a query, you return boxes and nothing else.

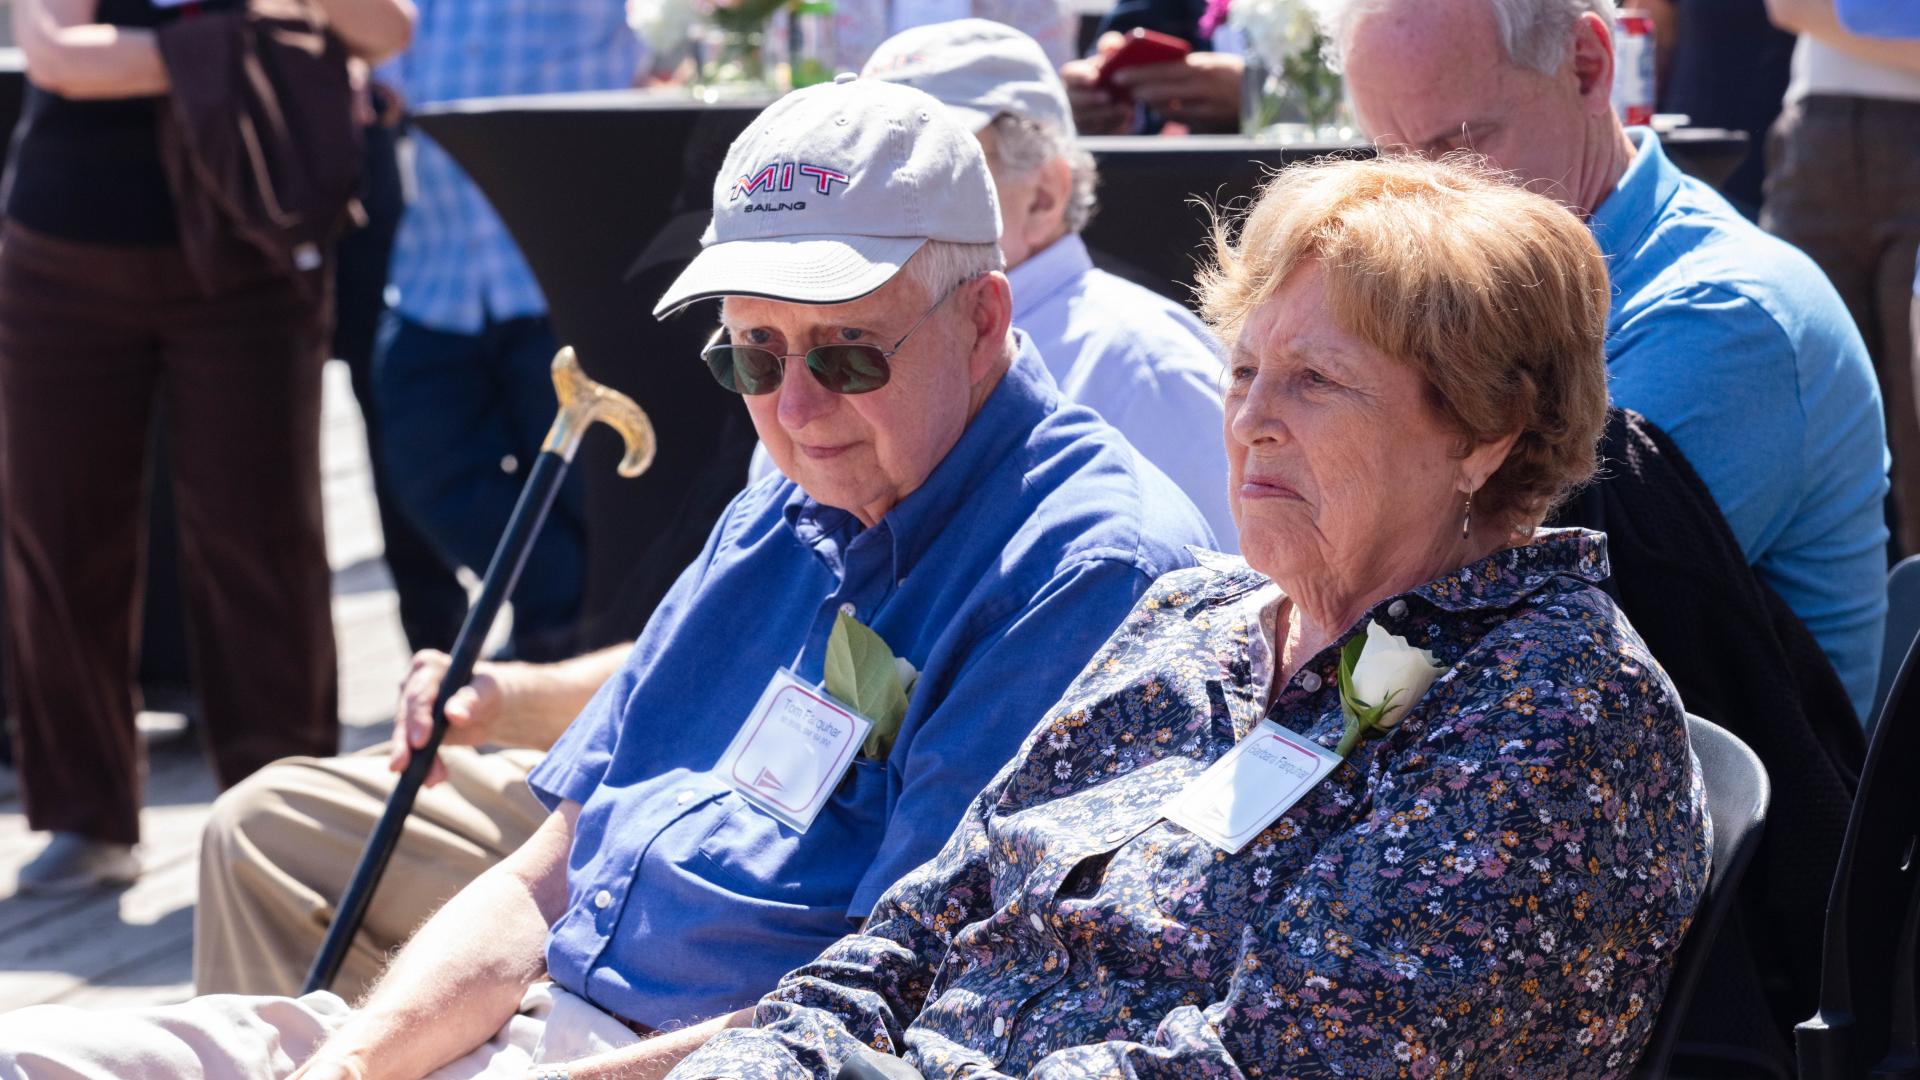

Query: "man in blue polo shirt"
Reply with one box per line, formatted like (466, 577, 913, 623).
(0, 78, 1211, 1077)
(1326, 0, 1891, 722)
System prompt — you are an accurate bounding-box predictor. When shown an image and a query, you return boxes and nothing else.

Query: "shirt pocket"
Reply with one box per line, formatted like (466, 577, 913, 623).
(693, 758, 889, 908)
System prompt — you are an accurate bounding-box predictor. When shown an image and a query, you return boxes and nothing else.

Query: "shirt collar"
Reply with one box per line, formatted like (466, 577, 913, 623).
(1409, 527, 1611, 612)
(1007, 234, 1095, 324)
(1588, 127, 1682, 266)
(782, 333, 1060, 583)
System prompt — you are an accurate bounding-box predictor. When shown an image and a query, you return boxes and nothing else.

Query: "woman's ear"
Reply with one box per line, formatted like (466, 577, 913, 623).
(1462, 430, 1522, 493)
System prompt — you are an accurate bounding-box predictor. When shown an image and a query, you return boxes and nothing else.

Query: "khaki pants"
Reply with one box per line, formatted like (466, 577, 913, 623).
(0, 981, 637, 1079)
(194, 746, 548, 1000)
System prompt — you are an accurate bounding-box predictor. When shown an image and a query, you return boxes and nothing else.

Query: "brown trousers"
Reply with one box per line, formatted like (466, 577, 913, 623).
(0, 223, 338, 844)
(1764, 93, 1920, 555)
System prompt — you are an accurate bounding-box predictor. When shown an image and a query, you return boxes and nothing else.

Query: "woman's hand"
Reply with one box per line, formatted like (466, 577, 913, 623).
(1059, 32, 1133, 136)
(1109, 51, 1245, 133)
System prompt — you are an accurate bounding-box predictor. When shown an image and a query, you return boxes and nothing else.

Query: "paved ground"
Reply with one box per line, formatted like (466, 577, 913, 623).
(0, 361, 417, 1011)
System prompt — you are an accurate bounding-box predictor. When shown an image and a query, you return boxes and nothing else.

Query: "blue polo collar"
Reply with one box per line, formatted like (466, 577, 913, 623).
(1588, 127, 1683, 267)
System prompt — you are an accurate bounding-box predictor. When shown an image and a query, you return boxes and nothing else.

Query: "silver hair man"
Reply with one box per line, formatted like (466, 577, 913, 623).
(1314, 0, 1617, 75)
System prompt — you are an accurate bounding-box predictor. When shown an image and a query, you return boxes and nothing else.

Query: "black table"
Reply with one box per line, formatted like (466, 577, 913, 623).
(413, 92, 1747, 631)
(416, 92, 1748, 318)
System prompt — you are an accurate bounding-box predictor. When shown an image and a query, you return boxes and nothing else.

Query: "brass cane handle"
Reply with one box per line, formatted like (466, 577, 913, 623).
(541, 347, 657, 477)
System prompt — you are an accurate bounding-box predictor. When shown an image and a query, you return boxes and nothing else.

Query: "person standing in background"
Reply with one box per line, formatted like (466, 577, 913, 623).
(1762, 0, 1920, 558)
(0, 0, 414, 893)
(334, 76, 467, 656)
(1648, 0, 1795, 219)
(373, 0, 641, 664)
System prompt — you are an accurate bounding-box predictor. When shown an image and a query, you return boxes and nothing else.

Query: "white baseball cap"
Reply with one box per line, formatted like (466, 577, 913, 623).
(861, 19, 1076, 137)
(652, 75, 1002, 317)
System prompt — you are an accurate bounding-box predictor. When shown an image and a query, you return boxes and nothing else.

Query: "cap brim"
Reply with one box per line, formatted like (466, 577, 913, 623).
(942, 102, 997, 132)
(653, 234, 930, 318)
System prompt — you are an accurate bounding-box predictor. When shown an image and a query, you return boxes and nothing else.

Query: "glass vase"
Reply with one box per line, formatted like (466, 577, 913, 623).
(694, 24, 776, 101)
(1239, 39, 1352, 144)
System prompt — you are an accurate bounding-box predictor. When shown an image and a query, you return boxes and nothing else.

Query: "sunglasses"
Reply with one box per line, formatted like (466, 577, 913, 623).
(701, 277, 971, 396)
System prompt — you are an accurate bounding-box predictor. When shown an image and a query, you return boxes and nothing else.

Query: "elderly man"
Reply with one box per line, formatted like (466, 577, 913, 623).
(752, 20, 1235, 544)
(0, 78, 1210, 1077)
(1318, 0, 1889, 722)
(189, 27, 1231, 1005)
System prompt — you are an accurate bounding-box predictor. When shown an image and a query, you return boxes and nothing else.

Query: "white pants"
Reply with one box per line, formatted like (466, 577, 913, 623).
(0, 982, 638, 1079)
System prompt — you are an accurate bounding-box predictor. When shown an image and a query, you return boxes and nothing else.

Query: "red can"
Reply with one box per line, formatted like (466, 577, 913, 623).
(1612, 9, 1656, 127)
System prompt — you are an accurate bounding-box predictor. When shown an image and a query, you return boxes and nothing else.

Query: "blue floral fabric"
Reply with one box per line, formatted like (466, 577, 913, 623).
(668, 528, 1711, 1080)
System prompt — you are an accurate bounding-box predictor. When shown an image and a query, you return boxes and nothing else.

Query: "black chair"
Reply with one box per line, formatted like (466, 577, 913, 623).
(1871, 555, 1920, 731)
(1633, 714, 1772, 1080)
(1798, 624, 1920, 1079)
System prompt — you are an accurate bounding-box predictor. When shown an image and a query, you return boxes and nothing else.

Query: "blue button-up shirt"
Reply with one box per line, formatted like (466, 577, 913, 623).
(1590, 129, 1889, 720)
(528, 341, 1214, 1028)
(385, 0, 642, 332)
(1007, 234, 1234, 548)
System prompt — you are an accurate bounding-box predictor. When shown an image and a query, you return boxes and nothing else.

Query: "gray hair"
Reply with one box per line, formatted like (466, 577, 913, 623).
(1312, 0, 1617, 75)
(902, 239, 1004, 301)
(981, 114, 1099, 234)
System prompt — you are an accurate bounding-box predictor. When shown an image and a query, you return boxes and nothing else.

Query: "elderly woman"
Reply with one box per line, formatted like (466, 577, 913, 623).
(666, 155, 1710, 1079)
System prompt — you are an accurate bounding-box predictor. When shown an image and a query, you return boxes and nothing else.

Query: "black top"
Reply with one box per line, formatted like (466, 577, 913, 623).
(1547, 408, 1863, 1076)
(3, 0, 239, 245)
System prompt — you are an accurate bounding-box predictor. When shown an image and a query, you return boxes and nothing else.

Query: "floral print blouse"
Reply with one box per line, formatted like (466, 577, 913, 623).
(668, 529, 1711, 1080)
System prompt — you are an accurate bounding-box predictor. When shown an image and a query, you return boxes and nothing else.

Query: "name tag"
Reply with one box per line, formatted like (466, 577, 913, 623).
(1161, 720, 1342, 853)
(890, 0, 970, 34)
(719, 668, 872, 833)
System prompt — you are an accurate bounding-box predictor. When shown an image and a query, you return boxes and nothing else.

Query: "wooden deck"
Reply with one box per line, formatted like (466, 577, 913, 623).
(0, 362, 415, 1012)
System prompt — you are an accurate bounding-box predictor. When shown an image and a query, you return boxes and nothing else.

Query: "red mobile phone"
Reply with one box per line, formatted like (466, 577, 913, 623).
(1095, 28, 1194, 99)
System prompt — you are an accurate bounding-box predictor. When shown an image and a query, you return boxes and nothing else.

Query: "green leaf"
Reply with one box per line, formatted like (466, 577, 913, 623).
(1334, 634, 1372, 759)
(824, 613, 910, 761)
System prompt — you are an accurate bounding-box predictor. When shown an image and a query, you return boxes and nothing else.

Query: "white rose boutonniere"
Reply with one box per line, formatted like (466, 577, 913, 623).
(1333, 620, 1445, 758)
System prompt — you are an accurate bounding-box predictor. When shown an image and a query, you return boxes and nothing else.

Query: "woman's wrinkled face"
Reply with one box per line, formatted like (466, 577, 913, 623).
(1224, 264, 1475, 599)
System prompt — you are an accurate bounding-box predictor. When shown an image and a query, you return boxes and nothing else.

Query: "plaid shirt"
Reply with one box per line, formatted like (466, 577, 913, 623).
(387, 0, 642, 333)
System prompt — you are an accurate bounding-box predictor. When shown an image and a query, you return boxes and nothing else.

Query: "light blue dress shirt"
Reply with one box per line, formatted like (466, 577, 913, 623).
(1007, 234, 1235, 548)
(1590, 129, 1890, 720)
(385, 0, 643, 332)
(527, 340, 1214, 1028)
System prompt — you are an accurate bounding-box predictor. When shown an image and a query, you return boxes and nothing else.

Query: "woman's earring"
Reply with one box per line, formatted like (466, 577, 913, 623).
(1461, 489, 1473, 540)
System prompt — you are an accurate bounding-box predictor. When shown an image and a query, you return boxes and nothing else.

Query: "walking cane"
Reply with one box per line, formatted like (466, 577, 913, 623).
(302, 347, 655, 995)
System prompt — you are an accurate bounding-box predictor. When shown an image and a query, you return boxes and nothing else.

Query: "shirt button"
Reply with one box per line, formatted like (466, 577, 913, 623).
(993, 1016, 1007, 1038)
(1030, 912, 1045, 933)
(838, 602, 856, 617)
(1300, 671, 1323, 693)
(1388, 599, 1409, 619)
(676, 789, 694, 806)
(593, 889, 613, 910)
(1106, 829, 1131, 844)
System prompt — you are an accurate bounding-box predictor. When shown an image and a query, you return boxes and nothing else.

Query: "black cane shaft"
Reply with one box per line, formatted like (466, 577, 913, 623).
(302, 451, 571, 995)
